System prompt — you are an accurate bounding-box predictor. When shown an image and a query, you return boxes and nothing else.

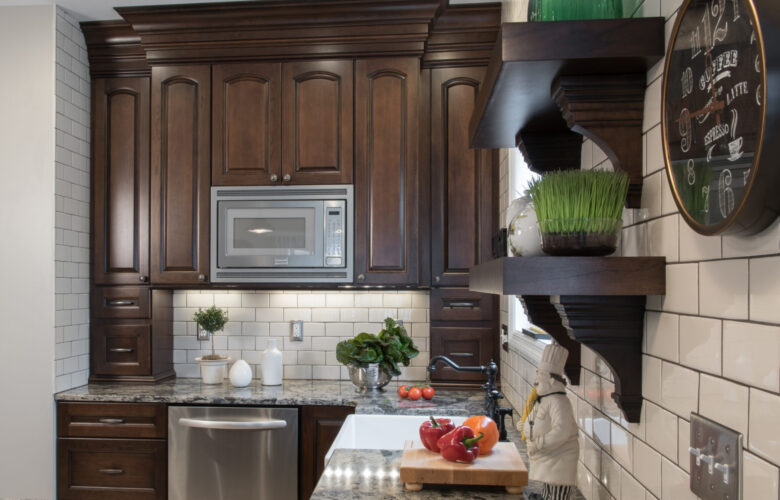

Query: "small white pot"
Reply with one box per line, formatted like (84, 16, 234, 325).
(196, 356, 231, 384)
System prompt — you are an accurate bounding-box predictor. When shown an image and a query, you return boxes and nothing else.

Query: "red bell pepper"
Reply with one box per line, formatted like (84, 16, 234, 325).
(419, 416, 455, 452)
(436, 425, 484, 464)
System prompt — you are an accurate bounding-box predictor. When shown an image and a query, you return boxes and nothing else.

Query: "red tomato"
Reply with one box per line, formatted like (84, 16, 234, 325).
(421, 386, 435, 400)
(398, 385, 410, 398)
(408, 386, 422, 400)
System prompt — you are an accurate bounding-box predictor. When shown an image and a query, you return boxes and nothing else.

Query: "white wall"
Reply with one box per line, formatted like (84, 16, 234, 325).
(0, 5, 56, 499)
(499, 1, 780, 499)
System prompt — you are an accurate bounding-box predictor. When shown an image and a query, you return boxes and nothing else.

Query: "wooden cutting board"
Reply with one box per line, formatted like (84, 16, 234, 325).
(399, 440, 528, 493)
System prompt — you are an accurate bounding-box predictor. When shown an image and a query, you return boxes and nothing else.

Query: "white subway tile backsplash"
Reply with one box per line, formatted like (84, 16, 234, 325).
(678, 316, 721, 375)
(644, 312, 678, 361)
(699, 374, 749, 437)
(600, 451, 621, 497)
(634, 439, 662, 497)
(650, 263, 698, 315)
(660, 362, 698, 417)
(643, 355, 663, 404)
(269, 293, 297, 308)
(647, 214, 678, 262)
(750, 256, 780, 324)
(644, 402, 678, 461)
(749, 388, 780, 467)
(677, 418, 690, 472)
(679, 221, 722, 262)
(743, 451, 780, 500)
(620, 468, 646, 500)
(699, 260, 749, 320)
(660, 458, 696, 500)
(610, 422, 633, 472)
(326, 293, 353, 308)
(723, 321, 780, 392)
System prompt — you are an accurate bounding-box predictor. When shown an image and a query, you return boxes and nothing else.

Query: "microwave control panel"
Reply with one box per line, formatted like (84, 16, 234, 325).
(325, 203, 345, 267)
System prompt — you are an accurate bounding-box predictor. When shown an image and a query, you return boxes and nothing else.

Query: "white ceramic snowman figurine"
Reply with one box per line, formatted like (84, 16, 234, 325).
(520, 343, 579, 500)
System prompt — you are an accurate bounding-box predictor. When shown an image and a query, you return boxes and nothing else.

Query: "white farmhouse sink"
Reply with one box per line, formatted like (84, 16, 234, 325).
(325, 414, 466, 462)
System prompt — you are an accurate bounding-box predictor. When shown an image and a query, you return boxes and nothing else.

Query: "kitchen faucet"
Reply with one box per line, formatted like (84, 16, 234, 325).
(427, 356, 513, 441)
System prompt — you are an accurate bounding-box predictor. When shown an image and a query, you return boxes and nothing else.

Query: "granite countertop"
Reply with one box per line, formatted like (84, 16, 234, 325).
(56, 379, 583, 499)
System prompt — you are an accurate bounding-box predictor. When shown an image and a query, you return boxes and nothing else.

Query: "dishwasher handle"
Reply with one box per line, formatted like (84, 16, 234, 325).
(178, 417, 288, 431)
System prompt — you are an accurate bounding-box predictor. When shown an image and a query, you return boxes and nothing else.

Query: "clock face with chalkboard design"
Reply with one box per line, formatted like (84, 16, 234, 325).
(662, 0, 774, 235)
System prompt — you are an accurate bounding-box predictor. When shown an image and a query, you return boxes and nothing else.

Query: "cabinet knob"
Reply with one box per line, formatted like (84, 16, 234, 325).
(434, 275, 441, 283)
(283, 174, 291, 183)
(357, 274, 365, 281)
(198, 274, 206, 282)
(270, 174, 278, 182)
(139, 275, 148, 282)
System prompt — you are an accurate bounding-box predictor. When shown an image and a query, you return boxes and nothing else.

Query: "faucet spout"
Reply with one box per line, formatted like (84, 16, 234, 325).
(427, 355, 485, 374)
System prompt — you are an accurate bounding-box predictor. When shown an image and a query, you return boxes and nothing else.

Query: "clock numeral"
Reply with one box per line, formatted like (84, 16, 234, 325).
(687, 159, 697, 186)
(743, 169, 751, 185)
(702, 185, 711, 214)
(702, 5, 712, 49)
(681, 67, 695, 99)
(756, 84, 762, 106)
(731, 0, 740, 21)
(718, 168, 735, 217)
(711, 0, 728, 47)
(679, 108, 693, 153)
(691, 28, 702, 60)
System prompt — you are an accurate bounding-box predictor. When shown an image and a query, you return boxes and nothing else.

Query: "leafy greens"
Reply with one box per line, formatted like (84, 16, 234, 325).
(336, 318, 419, 377)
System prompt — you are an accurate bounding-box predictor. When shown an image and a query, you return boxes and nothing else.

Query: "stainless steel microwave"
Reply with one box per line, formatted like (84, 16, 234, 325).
(210, 185, 353, 283)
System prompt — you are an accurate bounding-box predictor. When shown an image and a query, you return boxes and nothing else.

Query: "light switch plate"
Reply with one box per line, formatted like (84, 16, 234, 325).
(690, 413, 742, 500)
(291, 320, 303, 341)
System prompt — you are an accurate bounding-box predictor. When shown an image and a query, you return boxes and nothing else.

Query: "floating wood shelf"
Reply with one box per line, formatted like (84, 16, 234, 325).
(468, 18, 665, 207)
(469, 257, 665, 422)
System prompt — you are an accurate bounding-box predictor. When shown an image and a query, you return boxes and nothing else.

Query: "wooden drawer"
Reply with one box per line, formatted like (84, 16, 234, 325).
(429, 326, 497, 383)
(57, 438, 166, 499)
(58, 402, 166, 439)
(430, 288, 496, 322)
(92, 287, 151, 319)
(92, 323, 151, 377)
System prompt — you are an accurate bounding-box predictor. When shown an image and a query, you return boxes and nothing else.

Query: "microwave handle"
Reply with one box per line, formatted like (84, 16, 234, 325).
(178, 417, 287, 431)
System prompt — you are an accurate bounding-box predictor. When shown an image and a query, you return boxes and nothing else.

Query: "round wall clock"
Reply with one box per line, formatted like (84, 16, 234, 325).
(662, 0, 780, 235)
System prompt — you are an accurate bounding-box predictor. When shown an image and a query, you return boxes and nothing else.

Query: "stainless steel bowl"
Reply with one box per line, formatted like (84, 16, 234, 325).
(348, 363, 391, 391)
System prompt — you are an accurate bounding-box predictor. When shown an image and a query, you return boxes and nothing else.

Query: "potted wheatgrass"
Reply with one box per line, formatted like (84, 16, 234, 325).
(528, 169, 629, 256)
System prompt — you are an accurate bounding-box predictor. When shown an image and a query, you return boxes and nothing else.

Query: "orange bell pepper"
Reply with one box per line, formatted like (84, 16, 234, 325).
(462, 415, 499, 454)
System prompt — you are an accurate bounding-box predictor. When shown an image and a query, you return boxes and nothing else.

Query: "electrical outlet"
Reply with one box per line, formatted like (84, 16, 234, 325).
(197, 325, 210, 341)
(291, 320, 304, 341)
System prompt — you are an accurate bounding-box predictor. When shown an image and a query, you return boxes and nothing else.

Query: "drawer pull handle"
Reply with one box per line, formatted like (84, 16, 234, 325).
(446, 301, 478, 308)
(178, 417, 287, 431)
(109, 348, 134, 353)
(98, 418, 125, 425)
(107, 300, 135, 306)
(450, 352, 474, 357)
(99, 469, 125, 475)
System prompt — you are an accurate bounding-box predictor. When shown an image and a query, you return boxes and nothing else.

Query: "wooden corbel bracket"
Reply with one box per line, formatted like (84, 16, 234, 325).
(519, 295, 581, 385)
(552, 74, 647, 207)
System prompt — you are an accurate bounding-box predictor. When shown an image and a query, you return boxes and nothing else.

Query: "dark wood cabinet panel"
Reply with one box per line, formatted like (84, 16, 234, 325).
(430, 288, 496, 323)
(212, 62, 282, 186)
(355, 57, 421, 285)
(150, 65, 211, 285)
(92, 322, 152, 378)
(57, 438, 166, 499)
(58, 402, 167, 439)
(282, 60, 353, 185)
(300, 405, 354, 500)
(431, 66, 495, 287)
(93, 77, 150, 286)
(92, 286, 151, 319)
(429, 326, 496, 383)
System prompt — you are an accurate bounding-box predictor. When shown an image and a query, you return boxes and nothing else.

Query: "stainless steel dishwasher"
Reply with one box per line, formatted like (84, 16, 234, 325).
(168, 406, 298, 500)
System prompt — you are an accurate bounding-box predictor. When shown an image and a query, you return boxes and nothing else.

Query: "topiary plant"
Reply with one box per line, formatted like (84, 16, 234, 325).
(193, 306, 228, 360)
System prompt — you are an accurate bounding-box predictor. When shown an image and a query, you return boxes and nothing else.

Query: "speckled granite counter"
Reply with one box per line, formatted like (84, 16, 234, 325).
(56, 379, 583, 499)
(55, 379, 488, 415)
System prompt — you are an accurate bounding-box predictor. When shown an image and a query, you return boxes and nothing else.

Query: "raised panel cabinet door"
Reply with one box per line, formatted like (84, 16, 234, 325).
(212, 62, 281, 186)
(282, 60, 353, 185)
(355, 57, 420, 285)
(150, 65, 210, 285)
(429, 326, 497, 383)
(300, 405, 355, 500)
(92, 77, 150, 286)
(430, 66, 496, 287)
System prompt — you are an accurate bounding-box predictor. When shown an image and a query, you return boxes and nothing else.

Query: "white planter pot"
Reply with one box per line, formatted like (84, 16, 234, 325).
(196, 357, 231, 384)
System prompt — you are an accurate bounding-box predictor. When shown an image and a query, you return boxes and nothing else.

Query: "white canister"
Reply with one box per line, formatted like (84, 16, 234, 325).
(229, 359, 253, 388)
(261, 339, 283, 386)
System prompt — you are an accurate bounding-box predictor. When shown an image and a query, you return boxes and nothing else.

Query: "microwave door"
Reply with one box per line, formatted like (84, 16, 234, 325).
(218, 201, 324, 269)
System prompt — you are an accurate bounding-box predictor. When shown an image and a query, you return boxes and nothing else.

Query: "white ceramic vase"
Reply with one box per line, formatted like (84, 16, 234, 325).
(506, 194, 543, 257)
(229, 359, 253, 387)
(196, 356, 231, 384)
(261, 339, 283, 386)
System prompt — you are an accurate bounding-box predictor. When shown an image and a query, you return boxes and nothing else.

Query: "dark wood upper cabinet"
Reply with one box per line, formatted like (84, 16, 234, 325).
(431, 66, 495, 288)
(150, 65, 211, 285)
(212, 62, 282, 186)
(282, 60, 353, 185)
(92, 77, 150, 286)
(354, 57, 421, 285)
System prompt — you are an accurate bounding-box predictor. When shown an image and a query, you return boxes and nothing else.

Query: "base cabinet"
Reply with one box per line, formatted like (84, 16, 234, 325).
(300, 405, 355, 500)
